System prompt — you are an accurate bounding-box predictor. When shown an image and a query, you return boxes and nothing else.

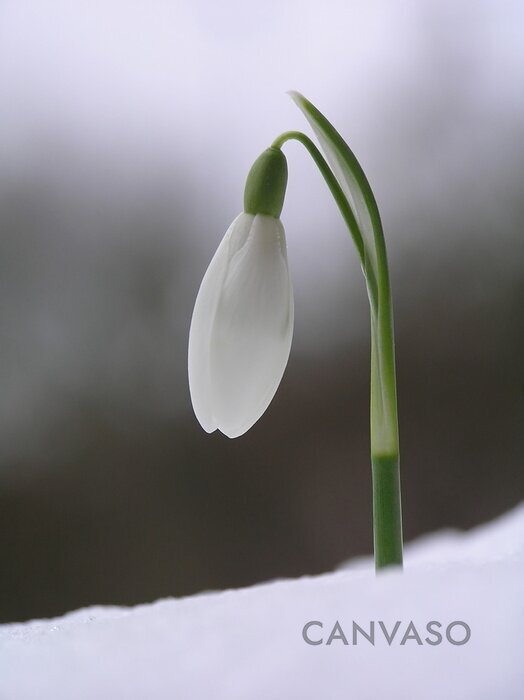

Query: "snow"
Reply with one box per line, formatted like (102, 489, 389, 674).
(1, 505, 523, 699)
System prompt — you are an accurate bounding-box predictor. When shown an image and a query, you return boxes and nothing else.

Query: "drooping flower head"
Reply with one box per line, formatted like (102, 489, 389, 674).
(188, 147, 293, 438)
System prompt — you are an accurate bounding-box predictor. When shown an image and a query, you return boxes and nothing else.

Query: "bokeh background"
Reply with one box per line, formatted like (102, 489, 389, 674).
(0, 0, 523, 623)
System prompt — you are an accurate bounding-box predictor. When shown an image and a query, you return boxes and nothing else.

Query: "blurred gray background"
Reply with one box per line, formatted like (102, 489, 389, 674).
(0, 0, 523, 622)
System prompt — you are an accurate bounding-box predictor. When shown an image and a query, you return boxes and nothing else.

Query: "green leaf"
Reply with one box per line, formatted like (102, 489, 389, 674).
(289, 91, 382, 285)
(290, 91, 398, 457)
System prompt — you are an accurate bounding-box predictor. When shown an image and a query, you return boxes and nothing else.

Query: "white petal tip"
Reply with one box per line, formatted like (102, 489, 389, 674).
(191, 411, 217, 434)
(220, 428, 245, 440)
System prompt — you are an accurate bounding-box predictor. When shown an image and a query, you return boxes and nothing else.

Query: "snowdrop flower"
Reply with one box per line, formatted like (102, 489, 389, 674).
(188, 147, 293, 438)
(188, 92, 403, 570)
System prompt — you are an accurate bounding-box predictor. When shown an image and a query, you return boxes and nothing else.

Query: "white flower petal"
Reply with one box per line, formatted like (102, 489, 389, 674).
(188, 213, 255, 433)
(209, 214, 293, 437)
(189, 212, 294, 438)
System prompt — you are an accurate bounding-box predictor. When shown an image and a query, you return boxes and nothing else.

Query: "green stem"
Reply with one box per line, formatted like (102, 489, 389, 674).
(271, 131, 378, 299)
(372, 455, 403, 569)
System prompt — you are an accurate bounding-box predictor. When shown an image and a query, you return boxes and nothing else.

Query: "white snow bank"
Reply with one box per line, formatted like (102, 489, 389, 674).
(1, 505, 523, 700)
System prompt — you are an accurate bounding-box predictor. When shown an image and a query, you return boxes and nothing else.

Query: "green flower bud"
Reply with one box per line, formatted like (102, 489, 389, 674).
(243, 147, 288, 218)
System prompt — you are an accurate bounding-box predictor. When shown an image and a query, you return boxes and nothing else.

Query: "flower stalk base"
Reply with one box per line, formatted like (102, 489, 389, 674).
(371, 455, 403, 569)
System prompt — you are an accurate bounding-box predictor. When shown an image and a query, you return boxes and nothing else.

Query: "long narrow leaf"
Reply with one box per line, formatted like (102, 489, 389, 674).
(291, 91, 398, 457)
(289, 91, 382, 285)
